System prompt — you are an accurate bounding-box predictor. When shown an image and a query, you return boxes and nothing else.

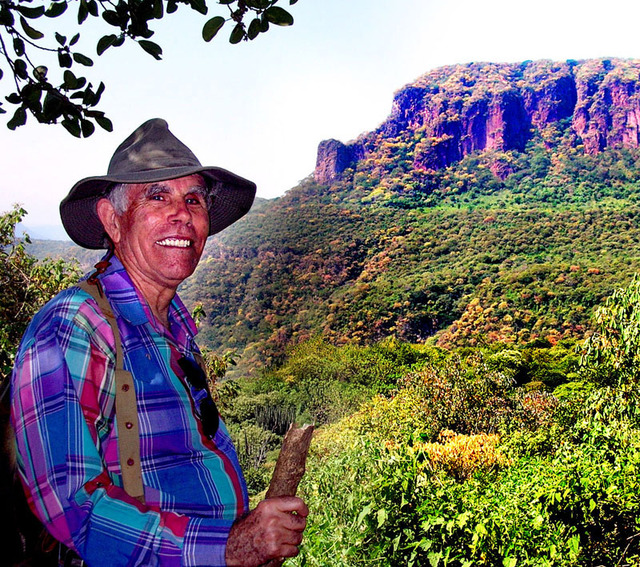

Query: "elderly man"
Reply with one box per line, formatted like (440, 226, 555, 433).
(10, 119, 307, 566)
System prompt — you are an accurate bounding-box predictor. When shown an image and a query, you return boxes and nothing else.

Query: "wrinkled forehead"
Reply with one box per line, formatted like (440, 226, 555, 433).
(111, 174, 210, 203)
(104, 173, 213, 218)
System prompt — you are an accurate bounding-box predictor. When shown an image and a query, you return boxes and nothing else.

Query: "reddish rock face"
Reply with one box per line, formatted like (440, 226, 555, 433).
(314, 58, 640, 183)
(573, 64, 640, 152)
(315, 139, 364, 185)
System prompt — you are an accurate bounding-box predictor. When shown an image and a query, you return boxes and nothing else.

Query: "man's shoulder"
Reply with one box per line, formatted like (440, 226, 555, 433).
(21, 283, 108, 345)
(35, 283, 95, 317)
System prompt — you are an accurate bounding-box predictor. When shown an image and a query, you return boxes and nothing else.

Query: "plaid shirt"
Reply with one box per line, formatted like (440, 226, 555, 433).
(11, 256, 248, 566)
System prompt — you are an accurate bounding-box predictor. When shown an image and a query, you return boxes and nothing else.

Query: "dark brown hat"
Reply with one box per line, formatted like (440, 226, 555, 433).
(60, 118, 257, 249)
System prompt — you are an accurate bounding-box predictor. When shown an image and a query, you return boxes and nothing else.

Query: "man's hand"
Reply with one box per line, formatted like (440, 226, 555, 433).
(225, 496, 309, 566)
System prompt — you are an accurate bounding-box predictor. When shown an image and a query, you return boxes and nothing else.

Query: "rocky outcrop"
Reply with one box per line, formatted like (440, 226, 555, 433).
(572, 60, 640, 152)
(314, 139, 364, 185)
(314, 58, 640, 183)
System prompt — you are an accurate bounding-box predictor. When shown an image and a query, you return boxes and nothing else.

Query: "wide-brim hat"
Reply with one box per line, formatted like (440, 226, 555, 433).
(60, 118, 257, 249)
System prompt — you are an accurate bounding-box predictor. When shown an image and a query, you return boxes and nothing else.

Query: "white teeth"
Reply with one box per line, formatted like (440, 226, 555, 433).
(156, 238, 191, 248)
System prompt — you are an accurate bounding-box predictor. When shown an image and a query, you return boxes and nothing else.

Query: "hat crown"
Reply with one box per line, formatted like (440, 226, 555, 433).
(108, 118, 202, 176)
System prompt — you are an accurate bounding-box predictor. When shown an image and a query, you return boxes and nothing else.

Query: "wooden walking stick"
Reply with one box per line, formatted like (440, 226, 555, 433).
(264, 423, 314, 567)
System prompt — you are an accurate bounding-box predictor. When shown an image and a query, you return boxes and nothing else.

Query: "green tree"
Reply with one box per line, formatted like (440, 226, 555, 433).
(0, 205, 80, 382)
(0, 0, 298, 135)
(579, 274, 640, 387)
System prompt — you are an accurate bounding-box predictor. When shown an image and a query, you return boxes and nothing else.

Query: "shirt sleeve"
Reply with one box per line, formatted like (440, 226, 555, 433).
(11, 292, 234, 566)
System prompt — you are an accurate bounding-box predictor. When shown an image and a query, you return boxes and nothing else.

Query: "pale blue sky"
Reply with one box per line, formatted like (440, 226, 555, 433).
(2, 0, 640, 238)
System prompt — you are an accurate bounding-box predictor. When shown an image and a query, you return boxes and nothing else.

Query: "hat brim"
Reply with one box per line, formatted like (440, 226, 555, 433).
(60, 165, 257, 249)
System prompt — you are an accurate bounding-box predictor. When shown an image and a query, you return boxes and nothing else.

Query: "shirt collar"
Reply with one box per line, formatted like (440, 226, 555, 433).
(92, 254, 198, 340)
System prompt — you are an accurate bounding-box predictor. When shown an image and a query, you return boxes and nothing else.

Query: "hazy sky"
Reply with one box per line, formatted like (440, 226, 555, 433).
(2, 0, 640, 238)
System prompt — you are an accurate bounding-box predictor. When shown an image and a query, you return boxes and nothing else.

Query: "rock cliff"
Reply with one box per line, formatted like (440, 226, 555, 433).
(314, 58, 640, 184)
(315, 139, 364, 186)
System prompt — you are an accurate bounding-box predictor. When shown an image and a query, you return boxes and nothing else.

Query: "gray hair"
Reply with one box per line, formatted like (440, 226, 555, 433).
(107, 183, 130, 216)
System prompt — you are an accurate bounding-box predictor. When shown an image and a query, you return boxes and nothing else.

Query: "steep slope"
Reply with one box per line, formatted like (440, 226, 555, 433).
(178, 58, 640, 375)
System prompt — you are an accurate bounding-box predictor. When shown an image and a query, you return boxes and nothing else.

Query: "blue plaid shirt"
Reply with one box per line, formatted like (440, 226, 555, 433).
(11, 256, 249, 566)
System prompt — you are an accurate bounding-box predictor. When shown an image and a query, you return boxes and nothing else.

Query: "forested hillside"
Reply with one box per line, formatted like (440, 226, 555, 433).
(176, 58, 640, 376)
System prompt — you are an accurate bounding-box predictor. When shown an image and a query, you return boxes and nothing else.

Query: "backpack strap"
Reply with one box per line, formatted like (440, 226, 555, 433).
(77, 280, 145, 504)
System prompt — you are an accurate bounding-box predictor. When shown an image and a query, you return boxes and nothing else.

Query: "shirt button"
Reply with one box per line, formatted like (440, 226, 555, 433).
(122, 384, 130, 392)
(126, 421, 133, 429)
(127, 458, 135, 466)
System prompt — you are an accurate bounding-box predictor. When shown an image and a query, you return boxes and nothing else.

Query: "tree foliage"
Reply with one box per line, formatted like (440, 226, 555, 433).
(580, 274, 640, 387)
(0, 0, 298, 135)
(0, 205, 80, 383)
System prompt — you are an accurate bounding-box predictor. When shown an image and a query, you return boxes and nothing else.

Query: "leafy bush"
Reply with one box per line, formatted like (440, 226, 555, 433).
(345, 350, 557, 444)
(580, 274, 640, 387)
(391, 429, 511, 482)
(295, 399, 640, 567)
(273, 336, 437, 391)
(0, 206, 80, 382)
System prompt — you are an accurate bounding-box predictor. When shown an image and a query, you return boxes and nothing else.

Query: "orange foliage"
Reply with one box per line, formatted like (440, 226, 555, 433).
(409, 430, 510, 481)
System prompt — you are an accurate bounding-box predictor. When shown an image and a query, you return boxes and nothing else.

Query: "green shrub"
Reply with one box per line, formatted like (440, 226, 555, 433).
(226, 422, 279, 494)
(296, 415, 640, 567)
(345, 350, 558, 444)
(580, 274, 640, 387)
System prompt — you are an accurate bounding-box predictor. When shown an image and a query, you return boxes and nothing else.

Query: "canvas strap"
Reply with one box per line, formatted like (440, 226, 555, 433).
(77, 280, 145, 504)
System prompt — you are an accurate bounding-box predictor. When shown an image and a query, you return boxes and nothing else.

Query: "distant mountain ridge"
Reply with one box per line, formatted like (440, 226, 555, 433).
(316, 59, 640, 183)
(27, 239, 101, 271)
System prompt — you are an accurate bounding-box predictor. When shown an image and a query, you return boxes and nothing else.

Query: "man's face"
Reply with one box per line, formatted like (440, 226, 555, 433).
(100, 174, 210, 294)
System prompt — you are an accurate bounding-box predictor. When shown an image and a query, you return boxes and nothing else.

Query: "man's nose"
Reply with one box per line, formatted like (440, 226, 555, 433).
(168, 198, 192, 223)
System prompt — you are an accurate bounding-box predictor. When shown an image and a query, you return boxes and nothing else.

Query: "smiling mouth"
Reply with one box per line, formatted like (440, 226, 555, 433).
(156, 238, 192, 248)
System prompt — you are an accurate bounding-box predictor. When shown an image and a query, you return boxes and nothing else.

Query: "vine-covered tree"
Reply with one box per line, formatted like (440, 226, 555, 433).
(0, 0, 298, 136)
